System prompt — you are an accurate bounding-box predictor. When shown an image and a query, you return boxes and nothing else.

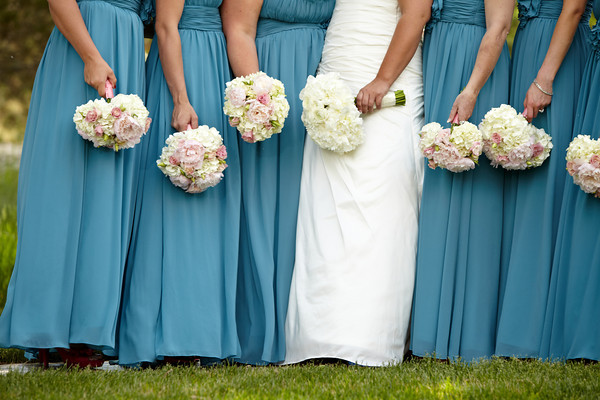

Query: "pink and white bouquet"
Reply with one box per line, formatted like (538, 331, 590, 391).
(73, 82, 151, 151)
(479, 104, 552, 170)
(566, 134, 600, 198)
(300, 72, 406, 154)
(223, 71, 290, 143)
(419, 120, 483, 173)
(157, 125, 228, 194)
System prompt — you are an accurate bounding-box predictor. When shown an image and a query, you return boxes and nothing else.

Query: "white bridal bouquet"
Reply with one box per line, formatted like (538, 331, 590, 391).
(479, 104, 552, 170)
(299, 72, 406, 154)
(223, 71, 290, 143)
(419, 120, 483, 173)
(157, 125, 228, 194)
(73, 81, 151, 151)
(566, 134, 600, 198)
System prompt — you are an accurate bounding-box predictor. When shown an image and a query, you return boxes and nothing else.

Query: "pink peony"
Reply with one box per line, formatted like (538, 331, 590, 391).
(247, 99, 274, 125)
(242, 130, 256, 143)
(252, 75, 273, 95)
(169, 155, 180, 165)
(173, 139, 205, 168)
(114, 115, 144, 144)
(229, 117, 240, 127)
(589, 154, 600, 169)
(216, 145, 227, 160)
(257, 93, 271, 105)
(531, 142, 544, 158)
(228, 87, 247, 108)
(169, 174, 192, 191)
(111, 107, 122, 118)
(86, 108, 100, 123)
(424, 146, 435, 157)
(491, 132, 503, 144)
(95, 125, 104, 137)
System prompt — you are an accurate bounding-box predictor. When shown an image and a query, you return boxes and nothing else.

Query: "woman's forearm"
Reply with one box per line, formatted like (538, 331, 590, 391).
(220, 0, 262, 77)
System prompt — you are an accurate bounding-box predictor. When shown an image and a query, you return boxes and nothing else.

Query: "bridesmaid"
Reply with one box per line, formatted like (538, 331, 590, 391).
(411, 0, 514, 361)
(0, 0, 148, 366)
(117, 0, 242, 365)
(541, 0, 600, 362)
(496, 0, 592, 359)
(221, 0, 335, 364)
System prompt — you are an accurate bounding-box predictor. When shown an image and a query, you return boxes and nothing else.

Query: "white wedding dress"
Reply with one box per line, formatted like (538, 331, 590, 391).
(283, 0, 424, 366)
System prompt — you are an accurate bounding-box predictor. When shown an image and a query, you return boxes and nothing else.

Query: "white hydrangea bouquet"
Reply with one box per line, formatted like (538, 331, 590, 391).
(479, 104, 552, 170)
(73, 81, 151, 151)
(566, 134, 600, 198)
(157, 125, 228, 194)
(223, 71, 290, 143)
(299, 72, 406, 154)
(419, 119, 483, 173)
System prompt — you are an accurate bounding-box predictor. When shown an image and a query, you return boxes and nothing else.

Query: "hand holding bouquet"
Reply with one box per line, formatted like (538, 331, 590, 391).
(479, 104, 552, 170)
(419, 116, 483, 173)
(157, 124, 228, 194)
(223, 72, 290, 143)
(566, 134, 600, 198)
(73, 80, 151, 151)
(300, 72, 405, 154)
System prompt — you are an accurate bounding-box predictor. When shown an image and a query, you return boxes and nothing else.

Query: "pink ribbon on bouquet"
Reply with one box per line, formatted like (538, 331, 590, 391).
(187, 123, 192, 131)
(452, 114, 460, 125)
(105, 79, 114, 99)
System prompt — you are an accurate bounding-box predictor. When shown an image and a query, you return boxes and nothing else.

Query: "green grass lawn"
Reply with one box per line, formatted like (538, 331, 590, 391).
(0, 358, 599, 399)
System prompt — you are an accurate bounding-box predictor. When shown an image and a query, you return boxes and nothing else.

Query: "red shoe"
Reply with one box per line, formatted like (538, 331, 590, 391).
(57, 347, 104, 368)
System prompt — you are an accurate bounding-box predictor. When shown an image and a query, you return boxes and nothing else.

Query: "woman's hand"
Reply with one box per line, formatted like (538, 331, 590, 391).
(355, 78, 392, 114)
(523, 77, 552, 122)
(448, 87, 477, 123)
(171, 101, 198, 132)
(83, 56, 116, 98)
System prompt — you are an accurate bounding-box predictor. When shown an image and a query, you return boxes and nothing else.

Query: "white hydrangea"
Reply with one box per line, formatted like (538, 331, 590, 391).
(299, 73, 363, 154)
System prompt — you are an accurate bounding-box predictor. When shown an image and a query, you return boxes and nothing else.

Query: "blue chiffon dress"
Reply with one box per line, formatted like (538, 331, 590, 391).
(235, 0, 335, 365)
(0, 0, 147, 355)
(117, 0, 242, 365)
(411, 0, 510, 362)
(496, 0, 592, 359)
(542, 0, 600, 362)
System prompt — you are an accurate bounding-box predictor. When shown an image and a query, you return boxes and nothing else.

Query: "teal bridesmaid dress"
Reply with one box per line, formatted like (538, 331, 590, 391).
(411, 0, 510, 362)
(235, 0, 335, 365)
(542, 0, 600, 362)
(0, 0, 147, 355)
(496, 0, 592, 359)
(117, 0, 242, 365)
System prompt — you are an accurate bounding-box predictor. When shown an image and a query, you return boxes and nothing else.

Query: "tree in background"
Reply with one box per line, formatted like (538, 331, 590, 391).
(0, 0, 53, 143)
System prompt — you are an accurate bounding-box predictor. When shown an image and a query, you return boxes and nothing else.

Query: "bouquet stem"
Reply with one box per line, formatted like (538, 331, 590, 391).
(381, 89, 406, 108)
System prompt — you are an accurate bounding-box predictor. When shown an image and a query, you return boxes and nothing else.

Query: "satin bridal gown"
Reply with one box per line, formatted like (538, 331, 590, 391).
(284, 0, 424, 366)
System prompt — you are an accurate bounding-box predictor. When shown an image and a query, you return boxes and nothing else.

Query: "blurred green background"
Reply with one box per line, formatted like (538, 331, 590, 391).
(0, 3, 596, 312)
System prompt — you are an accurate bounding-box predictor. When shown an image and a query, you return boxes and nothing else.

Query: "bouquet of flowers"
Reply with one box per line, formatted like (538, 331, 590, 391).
(419, 118, 483, 173)
(157, 125, 228, 194)
(479, 104, 552, 170)
(299, 72, 406, 154)
(223, 71, 290, 143)
(566, 134, 600, 198)
(73, 81, 151, 151)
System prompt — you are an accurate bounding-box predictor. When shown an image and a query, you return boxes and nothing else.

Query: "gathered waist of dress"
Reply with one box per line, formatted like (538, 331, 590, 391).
(438, 4, 486, 28)
(177, 6, 222, 31)
(77, 0, 141, 14)
(519, 2, 592, 26)
(256, 18, 327, 38)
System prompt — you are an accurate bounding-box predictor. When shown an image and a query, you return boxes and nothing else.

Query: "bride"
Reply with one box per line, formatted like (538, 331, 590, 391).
(284, 0, 430, 366)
